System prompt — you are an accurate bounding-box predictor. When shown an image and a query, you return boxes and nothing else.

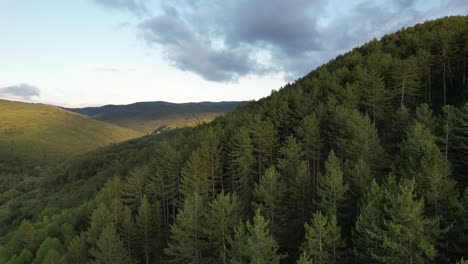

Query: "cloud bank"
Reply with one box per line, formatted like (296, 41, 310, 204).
(96, 0, 468, 82)
(0, 84, 41, 101)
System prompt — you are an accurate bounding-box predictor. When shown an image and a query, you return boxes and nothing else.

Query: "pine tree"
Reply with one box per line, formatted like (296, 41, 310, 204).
(252, 166, 288, 239)
(287, 161, 313, 258)
(180, 148, 211, 199)
(90, 223, 136, 264)
(400, 122, 457, 218)
(229, 209, 284, 264)
(347, 158, 372, 203)
(87, 204, 113, 245)
(391, 56, 422, 108)
(315, 151, 349, 218)
(165, 193, 206, 263)
(65, 233, 88, 264)
(379, 178, 436, 263)
(296, 113, 322, 196)
(42, 249, 61, 264)
(119, 205, 136, 258)
(135, 195, 161, 264)
(123, 166, 149, 209)
(354, 66, 389, 125)
(301, 211, 344, 264)
(32, 237, 62, 264)
(146, 142, 183, 239)
(296, 253, 313, 264)
(353, 180, 384, 263)
(226, 127, 256, 216)
(277, 135, 304, 185)
(204, 191, 241, 264)
(251, 117, 277, 177)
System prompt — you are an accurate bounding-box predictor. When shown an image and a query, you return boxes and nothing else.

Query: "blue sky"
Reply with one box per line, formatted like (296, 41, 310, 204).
(0, 0, 466, 107)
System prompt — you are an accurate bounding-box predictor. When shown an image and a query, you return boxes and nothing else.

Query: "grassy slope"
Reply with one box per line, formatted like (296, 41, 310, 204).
(0, 99, 143, 165)
(66, 101, 248, 133)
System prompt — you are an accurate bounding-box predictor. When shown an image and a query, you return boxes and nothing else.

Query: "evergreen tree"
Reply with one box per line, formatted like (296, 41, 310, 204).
(226, 127, 256, 215)
(353, 180, 385, 263)
(119, 205, 136, 258)
(315, 151, 349, 218)
(65, 233, 88, 264)
(229, 209, 284, 264)
(391, 56, 422, 108)
(296, 113, 322, 196)
(123, 166, 148, 209)
(180, 148, 211, 199)
(165, 193, 206, 263)
(135, 195, 161, 264)
(301, 211, 344, 264)
(277, 135, 304, 185)
(379, 178, 436, 263)
(251, 117, 277, 177)
(354, 66, 389, 125)
(90, 223, 136, 264)
(252, 166, 288, 239)
(204, 191, 241, 264)
(400, 122, 457, 218)
(42, 249, 61, 264)
(287, 161, 314, 258)
(32, 237, 62, 264)
(87, 204, 113, 245)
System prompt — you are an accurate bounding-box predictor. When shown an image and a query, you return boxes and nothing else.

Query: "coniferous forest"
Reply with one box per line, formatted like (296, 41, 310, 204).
(1, 16, 468, 263)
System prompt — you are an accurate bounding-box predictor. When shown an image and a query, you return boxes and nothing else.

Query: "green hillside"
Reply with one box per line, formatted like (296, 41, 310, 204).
(66, 101, 248, 133)
(0, 99, 143, 166)
(1, 16, 467, 263)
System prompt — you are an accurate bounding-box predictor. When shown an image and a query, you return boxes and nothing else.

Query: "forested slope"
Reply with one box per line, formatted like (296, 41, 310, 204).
(1, 16, 467, 264)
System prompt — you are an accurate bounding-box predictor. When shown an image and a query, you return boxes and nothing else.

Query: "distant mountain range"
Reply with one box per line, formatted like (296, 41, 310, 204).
(65, 101, 248, 133)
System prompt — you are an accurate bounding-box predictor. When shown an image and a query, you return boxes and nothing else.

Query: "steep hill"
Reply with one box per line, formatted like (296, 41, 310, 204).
(66, 101, 248, 133)
(1, 16, 467, 264)
(0, 99, 143, 166)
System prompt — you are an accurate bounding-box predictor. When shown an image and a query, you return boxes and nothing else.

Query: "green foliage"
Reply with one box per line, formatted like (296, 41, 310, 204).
(300, 211, 344, 264)
(204, 191, 241, 264)
(315, 151, 349, 218)
(0, 99, 142, 165)
(165, 193, 205, 263)
(229, 209, 285, 264)
(90, 223, 136, 264)
(253, 166, 288, 239)
(226, 127, 256, 215)
(379, 178, 436, 263)
(1, 16, 468, 264)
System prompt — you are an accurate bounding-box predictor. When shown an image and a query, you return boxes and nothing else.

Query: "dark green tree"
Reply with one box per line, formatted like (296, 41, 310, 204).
(90, 223, 136, 264)
(253, 166, 288, 239)
(229, 209, 284, 264)
(165, 193, 206, 263)
(204, 191, 241, 264)
(300, 211, 344, 264)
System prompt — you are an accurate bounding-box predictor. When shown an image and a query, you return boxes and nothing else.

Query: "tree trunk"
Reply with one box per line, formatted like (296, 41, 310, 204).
(401, 79, 405, 109)
(443, 63, 447, 106)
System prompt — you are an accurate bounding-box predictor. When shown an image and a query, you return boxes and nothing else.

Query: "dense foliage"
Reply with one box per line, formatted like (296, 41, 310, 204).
(1, 16, 467, 263)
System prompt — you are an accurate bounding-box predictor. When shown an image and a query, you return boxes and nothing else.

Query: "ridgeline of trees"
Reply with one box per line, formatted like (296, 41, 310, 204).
(1, 16, 467, 263)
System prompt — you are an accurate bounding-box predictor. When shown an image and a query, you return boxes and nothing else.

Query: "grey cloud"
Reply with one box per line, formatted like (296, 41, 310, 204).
(93, 0, 148, 16)
(0, 84, 40, 100)
(135, 0, 464, 82)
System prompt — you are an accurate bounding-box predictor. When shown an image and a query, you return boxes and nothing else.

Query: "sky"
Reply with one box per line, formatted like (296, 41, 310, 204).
(0, 0, 466, 107)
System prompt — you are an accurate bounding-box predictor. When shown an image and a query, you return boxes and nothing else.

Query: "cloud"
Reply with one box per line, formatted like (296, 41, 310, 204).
(124, 0, 467, 81)
(0, 84, 41, 101)
(93, 0, 148, 16)
(89, 66, 141, 72)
